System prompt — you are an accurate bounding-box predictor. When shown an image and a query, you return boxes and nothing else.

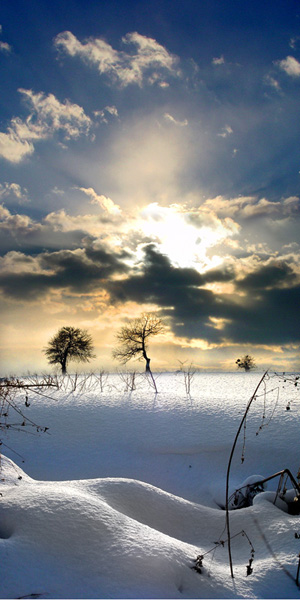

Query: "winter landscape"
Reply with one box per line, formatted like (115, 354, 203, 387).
(1, 369, 300, 599)
(1, 1, 300, 597)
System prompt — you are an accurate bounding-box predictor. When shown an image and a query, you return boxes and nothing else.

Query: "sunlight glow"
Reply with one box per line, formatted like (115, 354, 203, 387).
(138, 202, 236, 270)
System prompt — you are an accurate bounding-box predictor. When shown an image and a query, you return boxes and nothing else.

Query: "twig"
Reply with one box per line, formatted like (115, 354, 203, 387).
(225, 370, 268, 578)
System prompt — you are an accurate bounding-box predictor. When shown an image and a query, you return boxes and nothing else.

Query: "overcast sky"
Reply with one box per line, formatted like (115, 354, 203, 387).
(0, 0, 300, 373)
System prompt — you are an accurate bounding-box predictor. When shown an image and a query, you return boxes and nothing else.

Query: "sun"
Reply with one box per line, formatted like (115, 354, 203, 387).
(136, 202, 235, 271)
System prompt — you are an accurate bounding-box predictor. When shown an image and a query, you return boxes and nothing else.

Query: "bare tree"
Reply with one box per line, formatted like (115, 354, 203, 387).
(44, 326, 95, 374)
(236, 354, 256, 372)
(112, 313, 164, 375)
(178, 360, 196, 395)
(117, 370, 138, 392)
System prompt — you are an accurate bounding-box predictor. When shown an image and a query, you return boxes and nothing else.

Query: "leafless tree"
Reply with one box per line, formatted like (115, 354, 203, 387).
(112, 314, 164, 389)
(178, 360, 196, 395)
(96, 369, 108, 393)
(117, 370, 138, 392)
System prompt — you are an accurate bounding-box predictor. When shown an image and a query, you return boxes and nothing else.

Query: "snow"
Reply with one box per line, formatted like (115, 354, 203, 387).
(1, 371, 300, 598)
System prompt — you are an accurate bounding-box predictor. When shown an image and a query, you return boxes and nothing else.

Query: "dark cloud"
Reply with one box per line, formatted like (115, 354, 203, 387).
(108, 244, 300, 345)
(237, 262, 298, 291)
(0, 246, 129, 300)
(0, 272, 55, 301)
(1, 241, 299, 346)
(0, 221, 95, 255)
(222, 286, 300, 345)
(108, 244, 234, 306)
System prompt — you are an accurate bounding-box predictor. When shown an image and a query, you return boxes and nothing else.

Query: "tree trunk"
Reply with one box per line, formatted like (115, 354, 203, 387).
(143, 351, 157, 392)
(142, 343, 150, 372)
(61, 354, 67, 375)
(61, 345, 71, 375)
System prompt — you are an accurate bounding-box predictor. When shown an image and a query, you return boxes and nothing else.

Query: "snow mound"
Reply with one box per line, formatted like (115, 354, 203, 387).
(1, 455, 300, 599)
(0, 456, 234, 599)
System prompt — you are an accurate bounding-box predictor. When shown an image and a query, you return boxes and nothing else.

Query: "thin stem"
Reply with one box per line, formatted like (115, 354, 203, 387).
(225, 370, 268, 578)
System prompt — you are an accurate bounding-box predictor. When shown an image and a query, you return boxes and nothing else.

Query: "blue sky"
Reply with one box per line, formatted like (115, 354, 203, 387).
(0, 0, 300, 373)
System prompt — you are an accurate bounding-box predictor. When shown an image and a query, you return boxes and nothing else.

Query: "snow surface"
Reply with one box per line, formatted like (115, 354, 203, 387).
(1, 371, 300, 599)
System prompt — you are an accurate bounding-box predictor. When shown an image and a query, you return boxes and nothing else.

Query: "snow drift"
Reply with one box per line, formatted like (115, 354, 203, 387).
(1, 454, 300, 599)
(1, 371, 300, 598)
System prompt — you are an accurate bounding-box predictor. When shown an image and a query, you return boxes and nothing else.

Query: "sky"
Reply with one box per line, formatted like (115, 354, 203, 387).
(0, 0, 300, 374)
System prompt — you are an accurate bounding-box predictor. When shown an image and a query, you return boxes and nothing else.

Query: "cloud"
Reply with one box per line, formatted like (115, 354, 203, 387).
(236, 260, 298, 291)
(20, 89, 91, 138)
(0, 89, 92, 163)
(78, 187, 121, 215)
(201, 195, 300, 220)
(163, 113, 188, 127)
(212, 56, 225, 65)
(54, 30, 179, 87)
(0, 203, 37, 234)
(217, 125, 233, 138)
(277, 56, 300, 77)
(0, 41, 12, 53)
(0, 245, 129, 300)
(0, 209, 299, 348)
(43, 209, 103, 237)
(106, 244, 300, 346)
(93, 105, 119, 123)
(0, 25, 12, 53)
(0, 130, 34, 163)
(264, 75, 281, 92)
(0, 205, 97, 254)
(0, 183, 29, 204)
(135, 202, 239, 270)
(289, 37, 300, 50)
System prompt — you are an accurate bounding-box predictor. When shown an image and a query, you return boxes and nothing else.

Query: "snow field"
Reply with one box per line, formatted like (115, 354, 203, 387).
(1, 371, 300, 598)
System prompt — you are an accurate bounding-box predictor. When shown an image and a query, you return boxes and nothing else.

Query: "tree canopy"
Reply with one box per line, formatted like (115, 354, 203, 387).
(44, 326, 95, 374)
(236, 354, 256, 372)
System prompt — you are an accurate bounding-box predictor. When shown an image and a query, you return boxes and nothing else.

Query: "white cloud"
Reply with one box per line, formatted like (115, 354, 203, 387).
(54, 30, 179, 87)
(0, 182, 29, 204)
(0, 130, 34, 163)
(0, 251, 42, 275)
(278, 56, 300, 77)
(19, 89, 92, 139)
(104, 105, 118, 117)
(94, 105, 119, 123)
(78, 187, 122, 215)
(0, 41, 12, 53)
(0, 203, 11, 220)
(0, 25, 12, 53)
(289, 37, 299, 49)
(264, 75, 281, 92)
(201, 194, 300, 219)
(0, 89, 92, 163)
(163, 113, 188, 127)
(135, 202, 239, 270)
(43, 209, 103, 236)
(212, 56, 225, 65)
(217, 125, 233, 138)
(0, 203, 37, 233)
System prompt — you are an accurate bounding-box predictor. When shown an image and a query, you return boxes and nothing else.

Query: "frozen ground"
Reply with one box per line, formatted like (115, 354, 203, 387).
(1, 371, 300, 598)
